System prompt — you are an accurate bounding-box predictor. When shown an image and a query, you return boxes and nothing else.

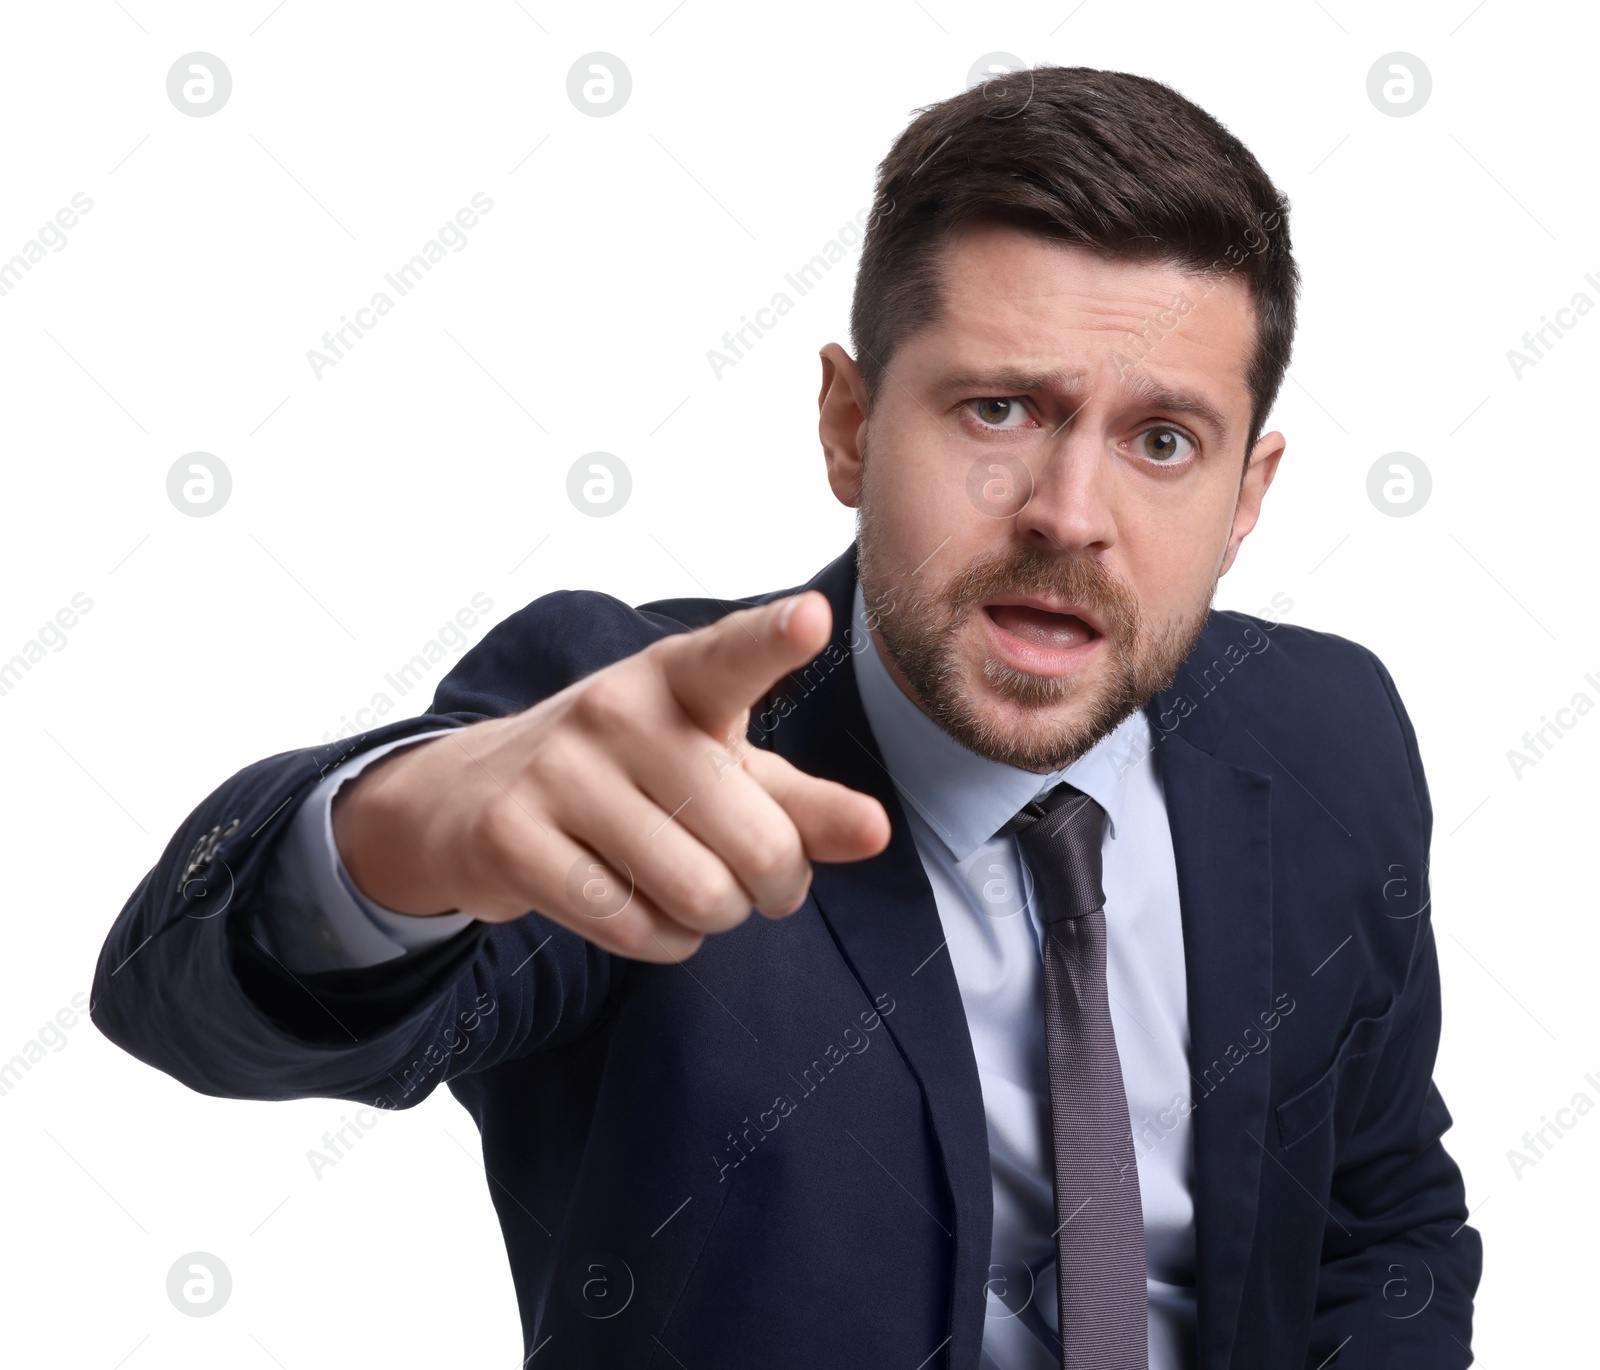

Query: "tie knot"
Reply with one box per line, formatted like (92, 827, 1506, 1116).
(1004, 782, 1107, 923)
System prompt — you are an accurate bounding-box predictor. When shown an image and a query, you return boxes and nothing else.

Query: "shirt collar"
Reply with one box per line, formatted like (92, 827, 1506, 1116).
(849, 578, 1149, 863)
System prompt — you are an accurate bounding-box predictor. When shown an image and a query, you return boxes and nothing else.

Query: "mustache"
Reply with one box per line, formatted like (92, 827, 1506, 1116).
(938, 546, 1144, 641)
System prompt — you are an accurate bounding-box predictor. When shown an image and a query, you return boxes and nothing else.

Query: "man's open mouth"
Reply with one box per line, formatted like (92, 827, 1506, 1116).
(979, 595, 1107, 672)
(985, 595, 1100, 643)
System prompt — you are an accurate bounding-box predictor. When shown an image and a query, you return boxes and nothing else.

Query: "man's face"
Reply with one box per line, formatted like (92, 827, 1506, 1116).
(818, 220, 1284, 773)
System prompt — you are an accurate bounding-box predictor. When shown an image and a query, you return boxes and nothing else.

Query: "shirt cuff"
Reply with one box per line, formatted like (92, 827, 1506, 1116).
(257, 728, 476, 974)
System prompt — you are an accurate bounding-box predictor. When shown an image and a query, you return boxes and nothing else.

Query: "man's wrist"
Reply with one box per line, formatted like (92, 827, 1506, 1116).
(331, 737, 460, 917)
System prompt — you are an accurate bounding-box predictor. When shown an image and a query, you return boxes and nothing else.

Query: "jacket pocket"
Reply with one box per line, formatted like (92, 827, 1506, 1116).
(1274, 994, 1398, 1150)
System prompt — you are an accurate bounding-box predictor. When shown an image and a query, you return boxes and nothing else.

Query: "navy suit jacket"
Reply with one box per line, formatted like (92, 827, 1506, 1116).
(92, 544, 1480, 1368)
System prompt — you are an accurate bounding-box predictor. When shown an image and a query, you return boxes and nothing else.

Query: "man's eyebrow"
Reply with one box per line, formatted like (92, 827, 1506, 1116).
(1121, 372, 1234, 444)
(934, 366, 1080, 397)
(933, 365, 1234, 444)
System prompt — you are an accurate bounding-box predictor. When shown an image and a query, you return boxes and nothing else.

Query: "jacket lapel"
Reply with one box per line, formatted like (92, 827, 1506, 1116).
(1143, 638, 1276, 1370)
(763, 548, 993, 1370)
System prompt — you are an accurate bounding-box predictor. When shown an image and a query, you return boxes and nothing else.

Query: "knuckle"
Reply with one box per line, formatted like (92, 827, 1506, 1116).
(669, 870, 749, 930)
(606, 916, 655, 958)
(640, 634, 677, 668)
(462, 802, 545, 908)
(526, 730, 589, 792)
(572, 671, 635, 731)
(739, 832, 803, 888)
(471, 796, 524, 863)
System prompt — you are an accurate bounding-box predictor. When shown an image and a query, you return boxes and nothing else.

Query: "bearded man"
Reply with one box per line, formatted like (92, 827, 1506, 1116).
(94, 65, 1480, 1370)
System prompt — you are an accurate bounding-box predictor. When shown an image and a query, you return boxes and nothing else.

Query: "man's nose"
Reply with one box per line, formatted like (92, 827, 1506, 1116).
(1011, 423, 1117, 555)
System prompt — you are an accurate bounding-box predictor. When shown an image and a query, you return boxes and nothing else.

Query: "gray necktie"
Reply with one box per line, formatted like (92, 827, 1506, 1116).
(1005, 783, 1148, 1370)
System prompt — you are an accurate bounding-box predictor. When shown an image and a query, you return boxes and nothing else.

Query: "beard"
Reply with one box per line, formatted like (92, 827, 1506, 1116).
(856, 504, 1216, 773)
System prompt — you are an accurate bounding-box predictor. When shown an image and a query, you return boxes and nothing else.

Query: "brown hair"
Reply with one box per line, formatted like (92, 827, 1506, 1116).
(849, 65, 1300, 458)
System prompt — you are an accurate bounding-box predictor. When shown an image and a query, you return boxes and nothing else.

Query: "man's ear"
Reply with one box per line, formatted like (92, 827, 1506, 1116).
(817, 342, 870, 508)
(1218, 430, 1285, 577)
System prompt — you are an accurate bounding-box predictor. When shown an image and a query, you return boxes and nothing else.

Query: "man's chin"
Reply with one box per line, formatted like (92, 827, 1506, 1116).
(922, 655, 1136, 774)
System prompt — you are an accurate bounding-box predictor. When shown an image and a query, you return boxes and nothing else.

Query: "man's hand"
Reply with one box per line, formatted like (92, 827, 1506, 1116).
(331, 591, 891, 962)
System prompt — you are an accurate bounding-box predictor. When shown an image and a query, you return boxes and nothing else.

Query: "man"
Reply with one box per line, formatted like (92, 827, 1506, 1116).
(93, 66, 1480, 1368)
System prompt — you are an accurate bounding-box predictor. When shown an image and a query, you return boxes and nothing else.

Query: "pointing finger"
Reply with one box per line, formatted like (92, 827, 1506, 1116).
(658, 591, 832, 740)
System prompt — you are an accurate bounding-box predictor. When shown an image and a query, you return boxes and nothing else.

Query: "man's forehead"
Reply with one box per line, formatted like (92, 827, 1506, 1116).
(934, 224, 1253, 339)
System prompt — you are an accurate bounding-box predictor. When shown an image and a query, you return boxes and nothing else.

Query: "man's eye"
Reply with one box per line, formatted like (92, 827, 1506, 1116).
(969, 398, 1031, 428)
(1135, 425, 1196, 463)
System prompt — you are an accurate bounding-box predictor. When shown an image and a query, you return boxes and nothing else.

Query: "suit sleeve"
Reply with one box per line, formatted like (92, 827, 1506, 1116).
(1305, 650, 1483, 1366)
(90, 709, 620, 1111)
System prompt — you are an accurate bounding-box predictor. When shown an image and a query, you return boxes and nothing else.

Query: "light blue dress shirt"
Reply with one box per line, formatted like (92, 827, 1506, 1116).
(256, 583, 1199, 1368)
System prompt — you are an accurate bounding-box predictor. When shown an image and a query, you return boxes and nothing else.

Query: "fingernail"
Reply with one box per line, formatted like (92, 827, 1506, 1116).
(774, 594, 801, 634)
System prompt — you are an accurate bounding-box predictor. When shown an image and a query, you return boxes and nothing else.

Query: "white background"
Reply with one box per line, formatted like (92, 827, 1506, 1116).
(0, 1, 1592, 1364)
